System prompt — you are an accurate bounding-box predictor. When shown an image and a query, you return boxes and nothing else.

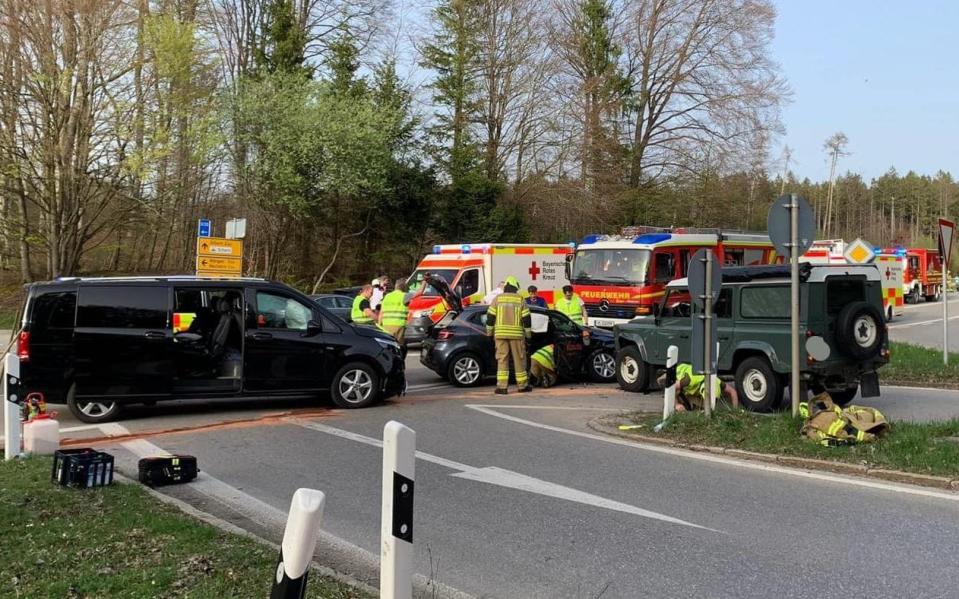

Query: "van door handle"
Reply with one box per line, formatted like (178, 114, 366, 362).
(144, 331, 166, 340)
(250, 332, 272, 341)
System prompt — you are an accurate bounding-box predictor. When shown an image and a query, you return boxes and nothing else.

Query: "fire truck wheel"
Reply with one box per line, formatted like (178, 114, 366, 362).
(615, 346, 648, 392)
(908, 287, 921, 304)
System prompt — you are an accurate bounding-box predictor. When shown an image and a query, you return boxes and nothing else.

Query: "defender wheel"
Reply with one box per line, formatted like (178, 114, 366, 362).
(66, 384, 123, 424)
(835, 301, 885, 360)
(331, 362, 380, 408)
(734, 357, 782, 413)
(616, 346, 649, 392)
(448, 352, 484, 387)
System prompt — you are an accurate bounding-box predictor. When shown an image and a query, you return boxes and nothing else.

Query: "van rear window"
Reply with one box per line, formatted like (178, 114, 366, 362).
(31, 291, 76, 333)
(78, 286, 169, 329)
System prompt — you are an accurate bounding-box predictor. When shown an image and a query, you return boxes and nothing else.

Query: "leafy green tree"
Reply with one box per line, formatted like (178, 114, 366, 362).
(256, 0, 310, 77)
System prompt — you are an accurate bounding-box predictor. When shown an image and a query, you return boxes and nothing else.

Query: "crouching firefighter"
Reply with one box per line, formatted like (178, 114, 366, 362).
(658, 363, 740, 411)
(487, 275, 532, 395)
(530, 344, 558, 388)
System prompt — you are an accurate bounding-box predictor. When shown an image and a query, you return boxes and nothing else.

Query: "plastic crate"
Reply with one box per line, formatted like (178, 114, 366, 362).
(51, 448, 114, 489)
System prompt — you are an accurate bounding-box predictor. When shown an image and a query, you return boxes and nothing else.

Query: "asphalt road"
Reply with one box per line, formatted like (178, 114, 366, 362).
(889, 292, 959, 349)
(13, 374, 953, 599)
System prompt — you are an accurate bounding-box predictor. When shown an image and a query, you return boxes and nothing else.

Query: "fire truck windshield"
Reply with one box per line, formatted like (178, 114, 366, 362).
(572, 248, 650, 285)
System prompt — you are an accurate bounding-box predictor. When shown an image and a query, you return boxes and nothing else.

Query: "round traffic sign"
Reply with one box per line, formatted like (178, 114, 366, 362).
(767, 194, 815, 259)
(687, 248, 722, 308)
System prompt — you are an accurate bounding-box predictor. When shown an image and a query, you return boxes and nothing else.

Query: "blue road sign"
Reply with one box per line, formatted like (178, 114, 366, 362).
(198, 219, 211, 237)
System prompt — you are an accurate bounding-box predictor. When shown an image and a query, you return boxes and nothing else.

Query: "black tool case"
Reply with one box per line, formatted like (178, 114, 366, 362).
(137, 455, 199, 487)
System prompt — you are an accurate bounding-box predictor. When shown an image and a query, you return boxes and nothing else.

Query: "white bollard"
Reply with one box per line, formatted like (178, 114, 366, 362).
(380, 421, 415, 599)
(663, 345, 679, 420)
(271, 488, 326, 599)
(4, 353, 23, 461)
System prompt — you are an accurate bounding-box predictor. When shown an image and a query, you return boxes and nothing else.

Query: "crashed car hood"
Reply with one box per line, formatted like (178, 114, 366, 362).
(425, 274, 463, 312)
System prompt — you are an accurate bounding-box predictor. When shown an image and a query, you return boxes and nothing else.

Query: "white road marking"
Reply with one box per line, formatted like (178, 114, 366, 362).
(889, 314, 959, 329)
(292, 418, 712, 531)
(466, 405, 959, 503)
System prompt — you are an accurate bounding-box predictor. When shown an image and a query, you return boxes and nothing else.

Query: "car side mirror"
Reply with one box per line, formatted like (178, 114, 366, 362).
(306, 320, 323, 336)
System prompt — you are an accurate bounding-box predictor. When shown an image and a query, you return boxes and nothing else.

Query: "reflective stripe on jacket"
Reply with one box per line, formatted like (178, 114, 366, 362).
(555, 294, 584, 324)
(379, 290, 409, 327)
(531, 345, 555, 370)
(486, 293, 531, 339)
(351, 294, 374, 324)
(675, 363, 722, 404)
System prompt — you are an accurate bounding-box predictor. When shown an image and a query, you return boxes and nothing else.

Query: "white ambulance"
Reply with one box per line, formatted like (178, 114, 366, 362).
(404, 243, 574, 342)
(800, 240, 904, 321)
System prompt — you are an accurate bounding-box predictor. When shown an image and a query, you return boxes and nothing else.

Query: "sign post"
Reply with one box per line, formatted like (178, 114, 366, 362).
(689, 248, 721, 419)
(768, 194, 815, 417)
(4, 353, 23, 461)
(938, 218, 955, 365)
(381, 421, 415, 599)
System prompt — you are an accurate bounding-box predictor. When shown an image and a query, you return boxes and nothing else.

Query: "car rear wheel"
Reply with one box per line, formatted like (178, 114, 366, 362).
(589, 350, 616, 382)
(448, 352, 484, 387)
(331, 362, 380, 408)
(66, 384, 123, 424)
(616, 346, 648, 392)
(735, 357, 782, 413)
(835, 301, 885, 360)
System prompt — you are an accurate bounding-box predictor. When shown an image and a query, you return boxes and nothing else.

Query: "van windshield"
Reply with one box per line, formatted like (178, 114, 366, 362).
(407, 269, 458, 296)
(572, 249, 650, 285)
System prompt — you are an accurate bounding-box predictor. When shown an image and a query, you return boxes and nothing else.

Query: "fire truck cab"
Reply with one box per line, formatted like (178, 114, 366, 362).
(567, 230, 776, 328)
(882, 247, 943, 304)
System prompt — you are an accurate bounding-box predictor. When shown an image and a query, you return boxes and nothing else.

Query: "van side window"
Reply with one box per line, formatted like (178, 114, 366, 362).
(654, 251, 675, 282)
(457, 269, 480, 297)
(31, 291, 76, 333)
(77, 286, 168, 328)
(256, 291, 313, 331)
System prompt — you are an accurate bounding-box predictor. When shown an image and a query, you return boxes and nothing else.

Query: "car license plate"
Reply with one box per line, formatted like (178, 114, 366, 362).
(593, 319, 615, 328)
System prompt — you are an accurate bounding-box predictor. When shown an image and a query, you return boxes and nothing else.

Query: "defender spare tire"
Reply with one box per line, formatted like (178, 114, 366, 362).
(835, 301, 885, 360)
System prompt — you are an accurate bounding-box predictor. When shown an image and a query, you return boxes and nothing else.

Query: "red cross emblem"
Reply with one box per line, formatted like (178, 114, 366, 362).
(885, 267, 891, 280)
(528, 261, 541, 280)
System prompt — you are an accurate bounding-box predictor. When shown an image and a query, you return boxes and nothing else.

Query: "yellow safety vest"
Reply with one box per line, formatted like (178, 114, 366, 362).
(351, 294, 374, 325)
(531, 345, 555, 370)
(555, 294, 585, 325)
(486, 293, 530, 339)
(379, 290, 409, 328)
(676, 363, 722, 404)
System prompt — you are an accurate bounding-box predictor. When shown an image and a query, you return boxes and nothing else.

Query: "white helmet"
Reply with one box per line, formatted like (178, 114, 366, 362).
(371, 278, 380, 287)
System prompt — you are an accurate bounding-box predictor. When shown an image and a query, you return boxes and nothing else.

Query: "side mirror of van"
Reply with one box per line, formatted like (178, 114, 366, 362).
(565, 254, 573, 280)
(306, 320, 323, 336)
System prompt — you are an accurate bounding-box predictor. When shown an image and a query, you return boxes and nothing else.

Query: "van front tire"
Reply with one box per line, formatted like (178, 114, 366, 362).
(331, 362, 380, 409)
(66, 384, 123, 424)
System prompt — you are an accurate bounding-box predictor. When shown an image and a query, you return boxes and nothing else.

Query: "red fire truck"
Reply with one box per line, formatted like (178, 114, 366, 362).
(881, 247, 943, 303)
(567, 229, 777, 328)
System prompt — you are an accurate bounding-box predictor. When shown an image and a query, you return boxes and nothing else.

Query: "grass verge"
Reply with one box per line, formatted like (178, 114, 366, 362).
(883, 341, 959, 388)
(0, 457, 369, 598)
(619, 410, 959, 478)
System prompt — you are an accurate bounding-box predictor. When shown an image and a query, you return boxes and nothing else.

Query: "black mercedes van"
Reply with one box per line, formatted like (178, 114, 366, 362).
(14, 276, 405, 422)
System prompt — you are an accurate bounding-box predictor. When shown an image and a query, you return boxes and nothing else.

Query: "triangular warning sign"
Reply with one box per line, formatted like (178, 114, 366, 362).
(939, 218, 955, 268)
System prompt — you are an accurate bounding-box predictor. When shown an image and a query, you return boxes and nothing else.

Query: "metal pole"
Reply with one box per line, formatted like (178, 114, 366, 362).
(4, 353, 22, 461)
(703, 251, 713, 419)
(381, 421, 415, 599)
(790, 194, 801, 417)
(271, 488, 326, 599)
(944, 257, 949, 365)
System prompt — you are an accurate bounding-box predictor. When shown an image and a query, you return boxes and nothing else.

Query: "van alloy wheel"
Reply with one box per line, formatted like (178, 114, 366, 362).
(77, 401, 117, 419)
(338, 369, 373, 404)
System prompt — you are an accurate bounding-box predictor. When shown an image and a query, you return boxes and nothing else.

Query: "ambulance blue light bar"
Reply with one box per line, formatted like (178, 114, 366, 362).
(634, 233, 671, 244)
(580, 234, 603, 245)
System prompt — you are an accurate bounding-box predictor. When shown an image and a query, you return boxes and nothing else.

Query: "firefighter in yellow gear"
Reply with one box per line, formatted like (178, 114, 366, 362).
(530, 344, 557, 388)
(486, 275, 532, 394)
(659, 363, 740, 411)
(377, 278, 411, 344)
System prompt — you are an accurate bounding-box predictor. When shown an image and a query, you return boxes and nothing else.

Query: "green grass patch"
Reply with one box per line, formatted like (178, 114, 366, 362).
(622, 410, 959, 477)
(884, 341, 959, 388)
(0, 308, 18, 330)
(0, 457, 369, 598)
